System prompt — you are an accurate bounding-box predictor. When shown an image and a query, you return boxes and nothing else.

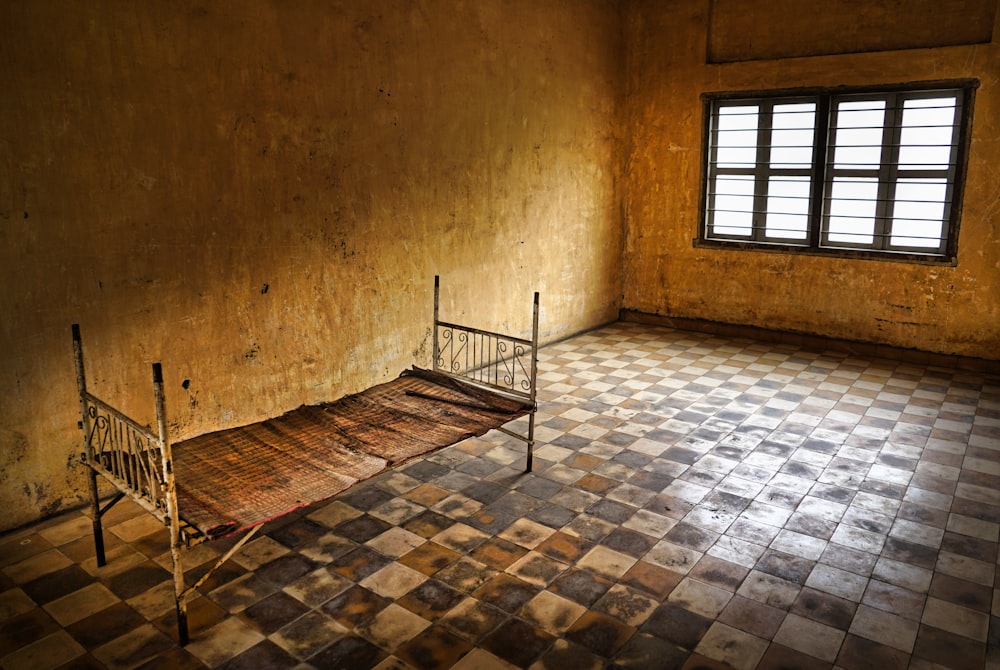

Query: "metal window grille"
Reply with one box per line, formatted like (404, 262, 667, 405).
(703, 84, 970, 260)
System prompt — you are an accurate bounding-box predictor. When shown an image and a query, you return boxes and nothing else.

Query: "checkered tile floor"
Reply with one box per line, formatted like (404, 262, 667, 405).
(2, 321, 998, 669)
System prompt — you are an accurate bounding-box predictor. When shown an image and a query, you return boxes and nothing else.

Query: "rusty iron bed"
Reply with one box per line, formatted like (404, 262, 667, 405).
(71, 276, 539, 644)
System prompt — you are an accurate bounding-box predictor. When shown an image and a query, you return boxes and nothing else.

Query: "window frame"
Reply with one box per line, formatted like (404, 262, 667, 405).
(697, 80, 977, 264)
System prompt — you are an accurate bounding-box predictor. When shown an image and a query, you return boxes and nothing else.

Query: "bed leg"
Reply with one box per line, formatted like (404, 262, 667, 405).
(175, 594, 189, 646)
(87, 469, 106, 566)
(524, 412, 536, 473)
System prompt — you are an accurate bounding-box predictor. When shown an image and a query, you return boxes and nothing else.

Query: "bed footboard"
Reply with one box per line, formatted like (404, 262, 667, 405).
(432, 276, 540, 470)
(72, 325, 200, 644)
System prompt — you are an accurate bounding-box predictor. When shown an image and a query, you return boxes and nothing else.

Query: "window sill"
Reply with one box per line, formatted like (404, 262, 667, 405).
(693, 238, 958, 266)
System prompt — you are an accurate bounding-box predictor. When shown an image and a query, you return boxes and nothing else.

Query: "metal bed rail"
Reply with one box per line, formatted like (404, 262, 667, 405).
(431, 275, 540, 470)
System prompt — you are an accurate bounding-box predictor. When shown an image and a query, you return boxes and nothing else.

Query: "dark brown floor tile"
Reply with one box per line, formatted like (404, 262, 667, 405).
(881, 536, 938, 570)
(508, 551, 567, 587)
(576, 472, 618, 494)
(928, 572, 993, 612)
(951, 498, 1000, 524)
(688, 555, 748, 592)
(328, 545, 392, 581)
(403, 510, 456, 538)
(104, 561, 173, 600)
(216, 639, 303, 670)
(718, 595, 786, 639)
(333, 513, 393, 543)
(679, 652, 740, 669)
(568, 453, 606, 472)
(526, 502, 578, 529)
(792, 587, 857, 629)
(941, 530, 998, 563)
(862, 579, 925, 621)
(396, 624, 473, 670)
(130, 532, 171, 559)
(897, 502, 948, 529)
(433, 557, 497, 593)
(438, 598, 508, 643)
(536, 531, 593, 564)
(337, 486, 396, 512)
(399, 541, 462, 576)
(785, 512, 837, 540)
(464, 507, 520, 535)
(611, 631, 690, 670)
(397, 579, 465, 620)
(547, 567, 615, 607)
(185, 557, 248, 593)
(307, 635, 387, 668)
(480, 617, 555, 667)
(642, 495, 693, 520)
(132, 647, 205, 670)
(473, 572, 540, 613)
(819, 543, 877, 577)
(240, 591, 310, 634)
(154, 594, 227, 642)
(21, 565, 95, 605)
(565, 609, 635, 657)
(587, 500, 637, 525)
(641, 603, 712, 650)
(0, 607, 60, 655)
(601, 528, 657, 558)
(66, 602, 146, 650)
(755, 548, 815, 584)
(836, 633, 909, 670)
(629, 470, 674, 493)
(404, 483, 453, 506)
(470, 536, 529, 570)
(320, 585, 391, 628)
(254, 553, 318, 588)
(664, 522, 717, 552)
(621, 560, 683, 600)
(758, 642, 834, 670)
(912, 624, 987, 670)
(265, 517, 330, 548)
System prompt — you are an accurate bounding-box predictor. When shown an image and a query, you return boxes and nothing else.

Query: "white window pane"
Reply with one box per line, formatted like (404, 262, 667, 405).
(827, 178, 878, 245)
(711, 176, 754, 237)
(771, 129, 814, 167)
(772, 103, 816, 129)
(891, 179, 947, 248)
(716, 106, 759, 168)
(717, 105, 759, 131)
(833, 100, 885, 169)
(898, 98, 956, 170)
(770, 103, 816, 168)
(766, 177, 810, 239)
(833, 128, 884, 168)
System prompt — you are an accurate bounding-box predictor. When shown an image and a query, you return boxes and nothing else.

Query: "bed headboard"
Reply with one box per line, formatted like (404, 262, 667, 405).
(431, 275, 539, 406)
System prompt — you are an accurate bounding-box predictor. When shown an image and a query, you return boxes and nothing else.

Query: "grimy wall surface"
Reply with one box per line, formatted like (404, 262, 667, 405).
(623, 1, 1000, 360)
(0, 2, 624, 531)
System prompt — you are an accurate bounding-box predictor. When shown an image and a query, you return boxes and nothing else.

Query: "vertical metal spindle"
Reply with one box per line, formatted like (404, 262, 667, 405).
(525, 291, 540, 473)
(433, 275, 440, 373)
(72, 324, 106, 566)
(152, 363, 187, 645)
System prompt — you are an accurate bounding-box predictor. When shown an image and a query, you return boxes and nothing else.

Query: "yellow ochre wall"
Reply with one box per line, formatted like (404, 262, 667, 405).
(622, 1, 1000, 359)
(0, 1, 624, 530)
(2, 0, 998, 533)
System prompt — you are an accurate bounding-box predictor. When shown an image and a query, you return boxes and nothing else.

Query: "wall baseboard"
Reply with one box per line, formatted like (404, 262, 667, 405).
(619, 310, 1000, 376)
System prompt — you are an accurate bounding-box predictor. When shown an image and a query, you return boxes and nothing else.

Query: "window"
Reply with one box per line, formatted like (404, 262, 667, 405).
(701, 82, 975, 261)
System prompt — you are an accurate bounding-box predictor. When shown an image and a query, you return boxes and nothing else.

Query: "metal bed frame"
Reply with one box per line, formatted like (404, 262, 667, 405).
(71, 276, 539, 644)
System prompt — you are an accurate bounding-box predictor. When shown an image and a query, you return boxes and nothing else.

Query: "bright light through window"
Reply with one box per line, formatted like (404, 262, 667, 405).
(703, 84, 970, 260)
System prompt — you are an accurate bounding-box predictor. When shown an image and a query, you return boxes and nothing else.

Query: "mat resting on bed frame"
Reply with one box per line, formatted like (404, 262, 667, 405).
(71, 276, 539, 643)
